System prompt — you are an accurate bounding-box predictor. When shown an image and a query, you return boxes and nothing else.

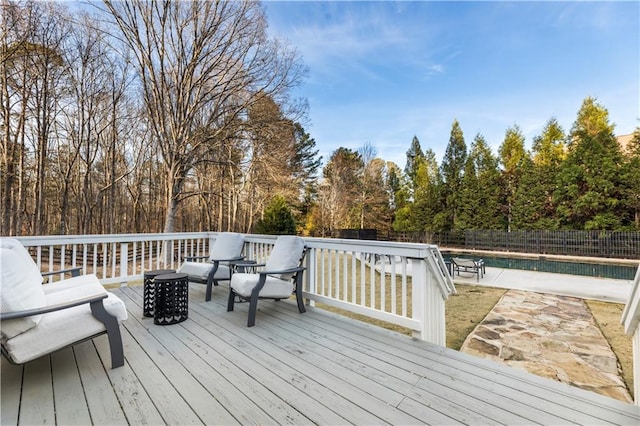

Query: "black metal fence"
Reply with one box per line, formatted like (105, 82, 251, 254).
(389, 230, 640, 260)
(336, 229, 378, 240)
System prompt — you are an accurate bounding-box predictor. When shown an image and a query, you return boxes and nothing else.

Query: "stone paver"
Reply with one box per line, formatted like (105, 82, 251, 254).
(460, 290, 632, 403)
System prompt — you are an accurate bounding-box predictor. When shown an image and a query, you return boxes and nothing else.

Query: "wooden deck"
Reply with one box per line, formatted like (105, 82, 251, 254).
(2, 284, 639, 425)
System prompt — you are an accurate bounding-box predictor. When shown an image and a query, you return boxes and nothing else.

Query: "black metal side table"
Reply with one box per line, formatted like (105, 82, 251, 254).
(153, 272, 189, 325)
(143, 269, 175, 317)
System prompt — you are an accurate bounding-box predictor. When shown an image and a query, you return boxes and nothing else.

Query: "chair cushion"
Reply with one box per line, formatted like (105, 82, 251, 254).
(179, 262, 231, 282)
(44, 280, 128, 322)
(42, 273, 107, 294)
(264, 236, 305, 279)
(453, 258, 476, 267)
(209, 232, 244, 261)
(0, 238, 42, 282)
(4, 285, 127, 364)
(230, 273, 294, 299)
(0, 243, 47, 339)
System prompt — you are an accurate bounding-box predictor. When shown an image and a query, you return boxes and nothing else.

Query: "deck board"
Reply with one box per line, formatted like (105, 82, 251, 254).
(2, 283, 639, 425)
(262, 297, 636, 424)
(75, 340, 128, 425)
(21, 357, 55, 425)
(1, 358, 22, 425)
(51, 348, 92, 425)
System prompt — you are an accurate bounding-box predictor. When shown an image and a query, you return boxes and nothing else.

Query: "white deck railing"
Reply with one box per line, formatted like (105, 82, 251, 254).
(12, 233, 456, 346)
(622, 263, 640, 405)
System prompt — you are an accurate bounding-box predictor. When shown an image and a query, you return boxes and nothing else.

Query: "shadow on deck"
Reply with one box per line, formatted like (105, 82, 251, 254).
(2, 283, 639, 425)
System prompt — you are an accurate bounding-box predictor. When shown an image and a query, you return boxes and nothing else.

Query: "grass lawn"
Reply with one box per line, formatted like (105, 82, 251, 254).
(444, 284, 506, 350)
(586, 300, 634, 399)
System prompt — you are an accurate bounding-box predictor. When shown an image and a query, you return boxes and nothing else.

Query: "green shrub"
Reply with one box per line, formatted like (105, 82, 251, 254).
(254, 195, 297, 235)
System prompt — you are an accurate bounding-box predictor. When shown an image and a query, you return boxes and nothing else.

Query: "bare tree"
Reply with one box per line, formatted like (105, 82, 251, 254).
(0, 0, 27, 235)
(102, 0, 305, 233)
(1, 0, 68, 235)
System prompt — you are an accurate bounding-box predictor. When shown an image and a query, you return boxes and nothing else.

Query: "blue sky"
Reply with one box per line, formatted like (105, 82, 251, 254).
(263, 1, 640, 169)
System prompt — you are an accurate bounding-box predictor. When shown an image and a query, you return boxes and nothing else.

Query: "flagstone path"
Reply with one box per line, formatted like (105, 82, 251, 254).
(460, 290, 632, 403)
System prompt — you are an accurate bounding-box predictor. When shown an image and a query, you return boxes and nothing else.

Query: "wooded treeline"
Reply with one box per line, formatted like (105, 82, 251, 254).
(313, 98, 639, 236)
(1, 0, 319, 236)
(2, 1, 638, 238)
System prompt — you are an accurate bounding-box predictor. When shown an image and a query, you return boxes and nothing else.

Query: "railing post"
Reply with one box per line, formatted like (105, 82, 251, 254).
(621, 264, 640, 405)
(411, 258, 427, 341)
(120, 243, 128, 287)
(632, 328, 640, 405)
(411, 256, 448, 346)
(305, 247, 317, 308)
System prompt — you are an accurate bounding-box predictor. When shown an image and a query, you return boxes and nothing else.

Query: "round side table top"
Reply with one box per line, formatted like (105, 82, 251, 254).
(154, 272, 188, 282)
(144, 269, 175, 277)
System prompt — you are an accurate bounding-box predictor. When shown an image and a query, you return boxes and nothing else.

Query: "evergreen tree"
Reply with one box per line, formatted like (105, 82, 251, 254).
(511, 155, 545, 229)
(440, 120, 467, 231)
(254, 195, 297, 235)
(531, 118, 566, 168)
(291, 123, 322, 190)
(391, 168, 416, 232)
(290, 123, 322, 232)
(386, 162, 407, 210)
(622, 127, 640, 229)
(413, 149, 444, 231)
(404, 135, 425, 199)
(512, 118, 565, 229)
(498, 125, 526, 231)
(555, 97, 626, 229)
(457, 134, 503, 230)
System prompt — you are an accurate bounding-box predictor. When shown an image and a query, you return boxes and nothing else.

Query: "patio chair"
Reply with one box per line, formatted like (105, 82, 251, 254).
(178, 232, 245, 301)
(0, 238, 127, 369)
(451, 257, 485, 282)
(227, 235, 306, 327)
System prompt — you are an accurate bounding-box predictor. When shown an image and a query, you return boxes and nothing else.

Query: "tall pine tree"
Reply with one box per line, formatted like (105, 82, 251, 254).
(624, 128, 640, 229)
(499, 125, 526, 231)
(458, 134, 503, 230)
(440, 120, 467, 231)
(413, 149, 444, 231)
(404, 135, 425, 200)
(512, 118, 565, 229)
(555, 97, 626, 229)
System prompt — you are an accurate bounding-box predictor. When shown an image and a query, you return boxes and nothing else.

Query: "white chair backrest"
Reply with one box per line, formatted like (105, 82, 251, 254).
(453, 257, 475, 267)
(0, 238, 42, 281)
(0, 238, 46, 338)
(265, 236, 305, 278)
(209, 232, 245, 260)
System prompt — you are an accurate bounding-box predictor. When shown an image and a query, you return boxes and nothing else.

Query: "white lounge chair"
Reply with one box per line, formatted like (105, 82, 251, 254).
(0, 238, 127, 369)
(178, 232, 245, 301)
(227, 236, 306, 327)
(451, 257, 485, 282)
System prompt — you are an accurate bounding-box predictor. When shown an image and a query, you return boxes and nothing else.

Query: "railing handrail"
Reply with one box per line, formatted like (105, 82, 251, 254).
(6, 232, 455, 346)
(622, 264, 640, 335)
(16, 232, 211, 246)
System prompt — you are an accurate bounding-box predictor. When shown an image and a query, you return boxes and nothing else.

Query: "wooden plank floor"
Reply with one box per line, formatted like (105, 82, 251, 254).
(2, 283, 639, 425)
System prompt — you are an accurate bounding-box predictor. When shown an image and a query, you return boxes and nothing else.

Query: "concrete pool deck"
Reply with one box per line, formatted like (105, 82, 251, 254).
(452, 266, 636, 304)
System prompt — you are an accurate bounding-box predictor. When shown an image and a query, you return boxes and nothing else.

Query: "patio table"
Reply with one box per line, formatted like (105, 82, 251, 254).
(143, 269, 175, 317)
(153, 272, 189, 325)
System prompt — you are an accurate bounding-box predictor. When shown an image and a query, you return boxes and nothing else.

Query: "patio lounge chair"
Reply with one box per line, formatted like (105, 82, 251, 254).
(0, 238, 127, 369)
(451, 257, 485, 282)
(227, 235, 306, 327)
(178, 232, 245, 301)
